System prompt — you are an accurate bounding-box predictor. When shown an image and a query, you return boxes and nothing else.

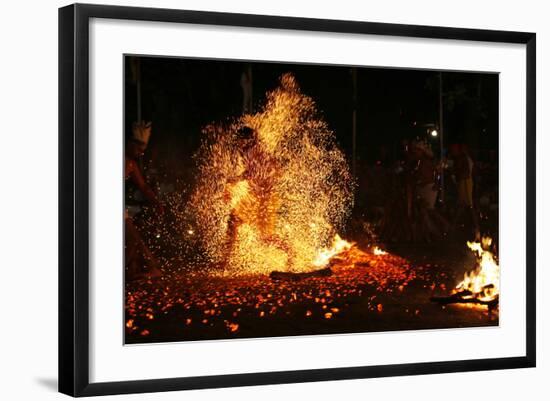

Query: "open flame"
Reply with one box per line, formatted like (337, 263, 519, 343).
(312, 234, 354, 267)
(373, 246, 387, 256)
(454, 237, 499, 302)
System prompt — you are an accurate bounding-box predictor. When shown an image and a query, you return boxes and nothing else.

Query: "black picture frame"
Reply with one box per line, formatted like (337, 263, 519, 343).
(59, 3, 536, 397)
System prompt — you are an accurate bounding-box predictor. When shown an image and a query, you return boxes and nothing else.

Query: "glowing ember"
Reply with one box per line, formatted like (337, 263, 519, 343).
(225, 321, 239, 333)
(189, 73, 353, 275)
(454, 237, 499, 302)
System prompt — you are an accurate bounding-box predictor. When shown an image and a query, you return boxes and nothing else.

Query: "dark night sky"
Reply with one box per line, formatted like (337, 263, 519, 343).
(125, 56, 498, 165)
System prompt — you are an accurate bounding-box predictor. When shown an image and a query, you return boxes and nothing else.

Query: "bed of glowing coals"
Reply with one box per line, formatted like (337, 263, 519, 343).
(125, 236, 498, 342)
(127, 239, 409, 337)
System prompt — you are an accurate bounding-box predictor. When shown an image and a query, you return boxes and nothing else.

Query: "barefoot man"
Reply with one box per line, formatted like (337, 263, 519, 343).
(223, 126, 293, 269)
(125, 121, 164, 280)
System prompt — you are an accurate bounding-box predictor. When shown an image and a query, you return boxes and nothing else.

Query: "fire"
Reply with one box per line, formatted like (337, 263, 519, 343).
(189, 74, 353, 275)
(373, 246, 387, 256)
(312, 234, 354, 267)
(455, 237, 499, 302)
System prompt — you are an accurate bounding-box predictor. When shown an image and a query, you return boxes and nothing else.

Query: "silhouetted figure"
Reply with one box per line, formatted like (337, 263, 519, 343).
(450, 143, 480, 240)
(125, 121, 164, 280)
(223, 126, 293, 268)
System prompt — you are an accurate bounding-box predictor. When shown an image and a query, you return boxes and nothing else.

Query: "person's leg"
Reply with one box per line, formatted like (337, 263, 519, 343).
(453, 180, 468, 229)
(125, 217, 161, 280)
(222, 213, 240, 269)
(465, 178, 474, 207)
(125, 217, 140, 280)
(462, 178, 480, 240)
(430, 209, 450, 234)
(262, 234, 295, 269)
(417, 184, 436, 241)
(140, 239, 161, 278)
(467, 178, 480, 240)
(256, 192, 295, 268)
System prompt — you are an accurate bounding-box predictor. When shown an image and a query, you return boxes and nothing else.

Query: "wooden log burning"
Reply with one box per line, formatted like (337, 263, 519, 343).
(270, 267, 333, 281)
(430, 292, 499, 307)
(430, 285, 499, 309)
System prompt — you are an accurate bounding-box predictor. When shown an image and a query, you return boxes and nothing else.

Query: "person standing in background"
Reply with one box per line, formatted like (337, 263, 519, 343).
(125, 121, 164, 280)
(450, 143, 479, 239)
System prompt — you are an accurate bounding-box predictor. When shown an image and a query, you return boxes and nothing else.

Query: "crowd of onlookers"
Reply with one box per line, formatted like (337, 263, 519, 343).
(355, 140, 498, 243)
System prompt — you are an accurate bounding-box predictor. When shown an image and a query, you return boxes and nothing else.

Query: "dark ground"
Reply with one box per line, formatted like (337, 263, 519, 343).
(125, 236, 498, 344)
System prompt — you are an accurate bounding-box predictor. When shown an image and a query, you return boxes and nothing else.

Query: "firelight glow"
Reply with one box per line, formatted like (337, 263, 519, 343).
(189, 74, 354, 275)
(454, 237, 500, 302)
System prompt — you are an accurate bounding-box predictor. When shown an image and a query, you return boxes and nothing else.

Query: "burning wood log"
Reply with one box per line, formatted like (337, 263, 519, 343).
(431, 238, 500, 314)
(430, 285, 499, 310)
(430, 293, 499, 307)
(270, 267, 333, 281)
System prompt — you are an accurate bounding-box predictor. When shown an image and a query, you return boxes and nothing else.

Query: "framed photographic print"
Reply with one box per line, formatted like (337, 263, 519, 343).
(58, 3, 536, 397)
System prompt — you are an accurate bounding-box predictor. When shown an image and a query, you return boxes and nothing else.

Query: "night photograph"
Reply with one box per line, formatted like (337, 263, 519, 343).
(123, 55, 500, 344)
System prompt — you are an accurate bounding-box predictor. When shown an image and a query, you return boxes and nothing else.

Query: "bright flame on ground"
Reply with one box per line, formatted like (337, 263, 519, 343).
(373, 246, 387, 256)
(455, 237, 499, 302)
(312, 234, 354, 267)
(189, 74, 354, 275)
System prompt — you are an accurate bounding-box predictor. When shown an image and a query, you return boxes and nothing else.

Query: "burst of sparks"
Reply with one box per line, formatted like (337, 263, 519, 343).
(188, 73, 354, 275)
